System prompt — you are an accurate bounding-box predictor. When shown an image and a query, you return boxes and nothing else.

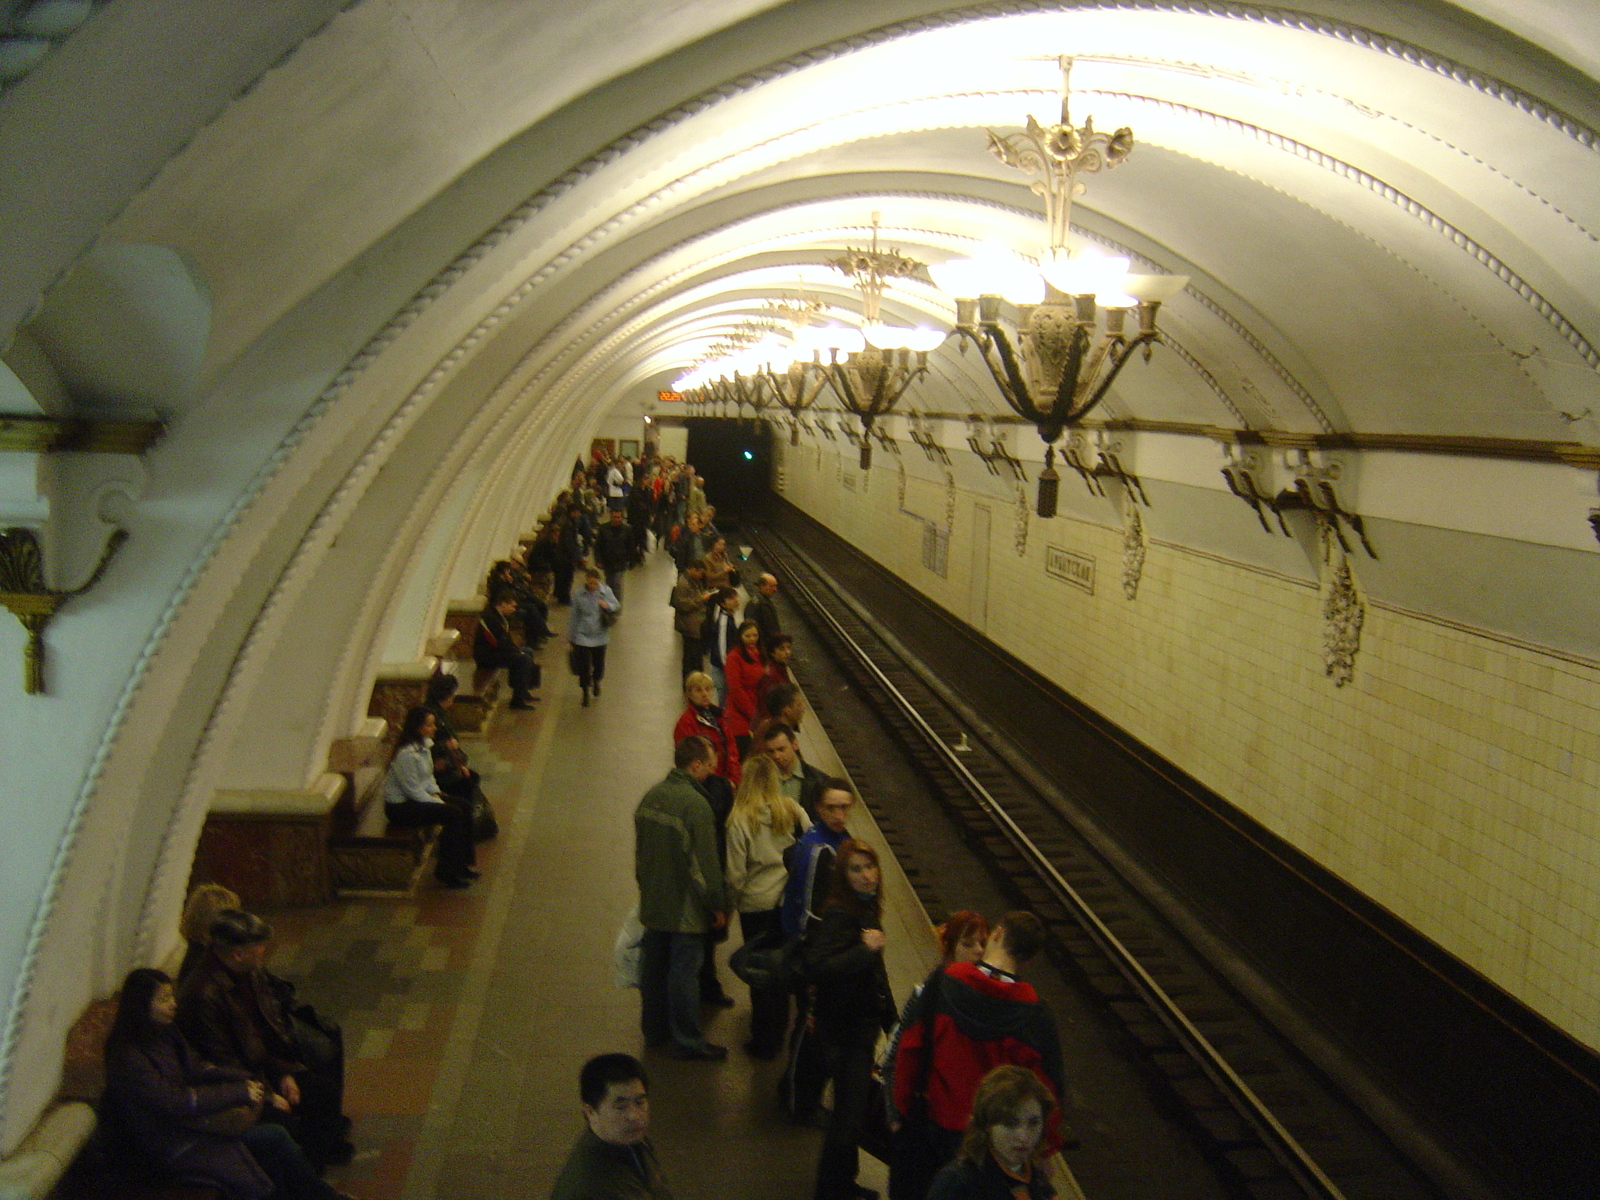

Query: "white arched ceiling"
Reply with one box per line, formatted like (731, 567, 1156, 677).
(1, 0, 1598, 1158)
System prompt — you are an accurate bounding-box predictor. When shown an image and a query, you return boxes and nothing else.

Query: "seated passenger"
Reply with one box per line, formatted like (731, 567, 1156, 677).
(926, 1066, 1058, 1200)
(423, 673, 483, 812)
(474, 590, 538, 709)
(383, 705, 477, 888)
(551, 1053, 670, 1199)
(104, 968, 355, 1200)
(178, 882, 244, 984)
(176, 912, 354, 1170)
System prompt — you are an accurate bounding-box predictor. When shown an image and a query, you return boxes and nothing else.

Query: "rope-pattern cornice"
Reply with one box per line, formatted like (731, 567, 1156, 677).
(1098, 88, 1600, 371)
(8, 0, 1595, 1119)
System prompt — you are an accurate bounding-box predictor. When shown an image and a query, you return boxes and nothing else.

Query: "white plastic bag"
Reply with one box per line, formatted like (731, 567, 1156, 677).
(613, 905, 645, 989)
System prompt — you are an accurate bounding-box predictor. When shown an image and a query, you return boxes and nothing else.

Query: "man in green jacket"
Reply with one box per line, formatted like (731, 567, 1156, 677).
(550, 1053, 673, 1199)
(635, 736, 728, 1061)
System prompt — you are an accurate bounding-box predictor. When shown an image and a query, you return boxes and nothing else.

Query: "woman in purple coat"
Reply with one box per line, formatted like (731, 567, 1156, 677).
(102, 968, 352, 1200)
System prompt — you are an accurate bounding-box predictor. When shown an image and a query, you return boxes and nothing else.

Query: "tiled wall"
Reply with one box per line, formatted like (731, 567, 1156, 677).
(781, 443, 1600, 1050)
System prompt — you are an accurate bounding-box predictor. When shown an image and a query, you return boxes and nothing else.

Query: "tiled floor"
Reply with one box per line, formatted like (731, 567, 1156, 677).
(263, 550, 1083, 1199)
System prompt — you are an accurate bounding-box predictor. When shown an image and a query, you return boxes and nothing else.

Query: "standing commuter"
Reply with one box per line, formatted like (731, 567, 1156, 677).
(671, 560, 711, 681)
(550, 1054, 673, 1200)
(725, 755, 810, 1060)
(743, 573, 783, 647)
(703, 587, 741, 708)
(925, 1066, 1058, 1200)
(756, 634, 795, 710)
(778, 778, 858, 1125)
(723, 620, 765, 759)
(889, 912, 1066, 1196)
(634, 737, 729, 1061)
(759, 722, 825, 818)
(569, 568, 620, 707)
(593, 508, 633, 598)
(805, 840, 897, 1200)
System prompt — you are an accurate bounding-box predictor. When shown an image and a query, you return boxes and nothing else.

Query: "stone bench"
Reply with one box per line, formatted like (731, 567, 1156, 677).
(189, 775, 343, 907)
(0, 996, 220, 1200)
(327, 762, 438, 897)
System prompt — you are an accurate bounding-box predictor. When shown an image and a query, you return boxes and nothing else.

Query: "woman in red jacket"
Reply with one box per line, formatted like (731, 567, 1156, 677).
(673, 671, 740, 785)
(723, 620, 765, 758)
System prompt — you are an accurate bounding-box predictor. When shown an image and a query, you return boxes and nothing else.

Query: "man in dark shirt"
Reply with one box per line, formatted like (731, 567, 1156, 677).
(474, 591, 538, 708)
(593, 508, 634, 598)
(550, 1054, 672, 1200)
(742, 572, 782, 646)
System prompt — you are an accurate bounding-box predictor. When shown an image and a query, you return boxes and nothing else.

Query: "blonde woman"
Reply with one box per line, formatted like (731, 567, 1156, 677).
(178, 883, 241, 983)
(725, 754, 810, 1059)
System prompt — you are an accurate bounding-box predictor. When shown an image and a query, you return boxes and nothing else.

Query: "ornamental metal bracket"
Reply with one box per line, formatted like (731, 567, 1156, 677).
(1221, 449, 1278, 532)
(1274, 458, 1377, 559)
(1065, 432, 1148, 504)
(908, 413, 950, 465)
(0, 525, 127, 693)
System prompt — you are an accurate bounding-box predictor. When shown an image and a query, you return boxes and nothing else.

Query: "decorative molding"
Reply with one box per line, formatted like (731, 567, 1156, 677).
(1122, 500, 1146, 600)
(1320, 517, 1365, 687)
(1014, 481, 1030, 557)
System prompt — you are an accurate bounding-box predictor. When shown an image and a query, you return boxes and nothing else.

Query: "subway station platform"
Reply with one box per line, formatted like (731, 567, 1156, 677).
(261, 549, 1084, 1200)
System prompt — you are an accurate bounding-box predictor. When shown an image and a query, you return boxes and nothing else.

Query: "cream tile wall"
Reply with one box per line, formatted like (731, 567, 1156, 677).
(778, 442, 1600, 1051)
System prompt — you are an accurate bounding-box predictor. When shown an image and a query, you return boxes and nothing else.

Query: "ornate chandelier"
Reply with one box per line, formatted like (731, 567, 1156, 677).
(930, 58, 1187, 516)
(816, 216, 945, 469)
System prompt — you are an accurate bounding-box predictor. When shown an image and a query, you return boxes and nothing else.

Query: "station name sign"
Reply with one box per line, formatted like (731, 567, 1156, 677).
(1045, 545, 1095, 594)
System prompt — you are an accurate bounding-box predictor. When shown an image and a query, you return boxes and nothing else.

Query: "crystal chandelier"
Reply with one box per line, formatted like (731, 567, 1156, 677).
(930, 58, 1188, 517)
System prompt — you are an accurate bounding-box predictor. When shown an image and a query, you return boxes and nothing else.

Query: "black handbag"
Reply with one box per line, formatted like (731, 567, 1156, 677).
(471, 790, 499, 841)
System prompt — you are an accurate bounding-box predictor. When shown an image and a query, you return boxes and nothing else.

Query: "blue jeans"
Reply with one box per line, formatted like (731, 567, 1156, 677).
(640, 929, 706, 1050)
(708, 660, 727, 708)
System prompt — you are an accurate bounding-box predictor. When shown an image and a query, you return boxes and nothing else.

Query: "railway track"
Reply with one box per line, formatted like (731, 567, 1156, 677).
(748, 524, 1444, 1200)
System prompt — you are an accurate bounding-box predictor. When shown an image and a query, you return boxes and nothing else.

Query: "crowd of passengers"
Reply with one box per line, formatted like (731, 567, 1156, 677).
(100, 451, 1067, 1200)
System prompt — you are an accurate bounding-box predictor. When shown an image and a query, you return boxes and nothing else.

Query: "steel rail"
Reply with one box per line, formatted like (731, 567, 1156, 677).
(758, 529, 1348, 1200)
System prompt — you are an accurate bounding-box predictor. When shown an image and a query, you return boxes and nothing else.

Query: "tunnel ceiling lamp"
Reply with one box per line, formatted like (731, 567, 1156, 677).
(816, 213, 946, 470)
(931, 56, 1188, 517)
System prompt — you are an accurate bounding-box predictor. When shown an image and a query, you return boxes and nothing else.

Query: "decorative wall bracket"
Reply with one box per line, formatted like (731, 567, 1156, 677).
(908, 412, 950, 465)
(966, 416, 1025, 479)
(0, 525, 127, 693)
(1065, 431, 1149, 504)
(1221, 448, 1375, 558)
(1274, 453, 1377, 559)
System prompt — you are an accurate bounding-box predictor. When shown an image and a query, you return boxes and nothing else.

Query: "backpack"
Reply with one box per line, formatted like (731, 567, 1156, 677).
(729, 926, 809, 992)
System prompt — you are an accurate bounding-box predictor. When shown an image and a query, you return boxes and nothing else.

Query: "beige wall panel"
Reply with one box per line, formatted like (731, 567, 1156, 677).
(778, 439, 1600, 1051)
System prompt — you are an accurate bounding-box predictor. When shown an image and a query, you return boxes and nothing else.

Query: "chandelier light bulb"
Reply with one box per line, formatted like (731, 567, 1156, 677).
(904, 327, 948, 353)
(1041, 248, 1130, 296)
(862, 323, 913, 350)
(1121, 273, 1191, 303)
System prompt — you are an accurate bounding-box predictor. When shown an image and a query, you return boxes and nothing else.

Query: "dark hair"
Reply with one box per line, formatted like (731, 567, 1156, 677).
(585, 567, 601, 580)
(822, 838, 881, 915)
(105, 968, 172, 1061)
(714, 587, 738, 606)
(959, 1065, 1055, 1165)
(760, 722, 796, 746)
(938, 910, 990, 961)
(764, 682, 799, 718)
(816, 776, 855, 810)
(489, 588, 517, 608)
(687, 558, 706, 572)
(394, 705, 435, 754)
(765, 633, 793, 654)
(425, 673, 459, 704)
(579, 1053, 648, 1109)
(209, 908, 272, 948)
(674, 735, 714, 770)
(997, 910, 1046, 964)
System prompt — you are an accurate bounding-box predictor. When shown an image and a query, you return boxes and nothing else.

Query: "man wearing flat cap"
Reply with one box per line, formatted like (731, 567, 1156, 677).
(177, 909, 353, 1168)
